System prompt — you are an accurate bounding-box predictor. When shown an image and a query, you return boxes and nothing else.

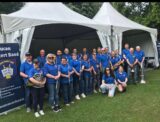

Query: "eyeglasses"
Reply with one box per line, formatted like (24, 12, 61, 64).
(48, 57, 54, 59)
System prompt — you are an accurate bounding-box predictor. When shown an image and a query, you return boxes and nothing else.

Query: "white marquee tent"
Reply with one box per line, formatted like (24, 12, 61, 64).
(0, 2, 110, 61)
(93, 2, 159, 67)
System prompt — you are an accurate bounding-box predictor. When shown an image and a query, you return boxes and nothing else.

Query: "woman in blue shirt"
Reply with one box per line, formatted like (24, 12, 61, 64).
(100, 67, 117, 97)
(116, 66, 128, 93)
(43, 53, 61, 112)
(29, 59, 46, 118)
(81, 54, 92, 95)
(59, 57, 74, 106)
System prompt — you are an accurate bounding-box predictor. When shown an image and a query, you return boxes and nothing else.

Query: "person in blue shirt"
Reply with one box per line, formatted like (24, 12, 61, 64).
(62, 48, 72, 63)
(43, 53, 61, 112)
(82, 48, 90, 59)
(135, 46, 146, 84)
(70, 53, 86, 100)
(81, 54, 92, 95)
(90, 53, 101, 93)
(96, 47, 102, 63)
(37, 49, 46, 68)
(105, 47, 111, 58)
(89, 48, 97, 60)
(100, 48, 110, 74)
(116, 66, 128, 93)
(126, 48, 138, 84)
(115, 49, 124, 66)
(122, 43, 130, 72)
(56, 50, 62, 65)
(100, 67, 117, 97)
(72, 48, 82, 60)
(59, 57, 74, 106)
(28, 59, 46, 118)
(20, 52, 33, 113)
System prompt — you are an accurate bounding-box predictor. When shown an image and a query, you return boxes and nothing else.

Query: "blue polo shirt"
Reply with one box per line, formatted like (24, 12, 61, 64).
(70, 59, 81, 73)
(116, 54, 123, 61)
(62, 54, 72, 63)
(90, 58, 100, 73)
(59, 64, 73, 84)
(20, 60, 33, 84)
(126, 53, 137, 64)
(96, 53, 101, 63)
(43, 63, 59, 84)
(100, 54, 110, 68)
(56, 55, 62, 65)
(116, 71, 127, 82)
(122, 49, 130, 59)
(102, 74, 115, 84)
(37, 56, 46, 68)
(81, 60, 91, 77)
(134, 50, 145, 62)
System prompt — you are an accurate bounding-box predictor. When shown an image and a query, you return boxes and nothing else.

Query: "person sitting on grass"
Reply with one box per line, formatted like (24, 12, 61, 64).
(116, 66, 128, 93)
(100, 67, 117, 97)
(29, 59, 46, 118)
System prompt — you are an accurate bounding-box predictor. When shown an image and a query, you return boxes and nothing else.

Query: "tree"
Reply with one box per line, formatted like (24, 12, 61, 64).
(0, 2, 24, 14)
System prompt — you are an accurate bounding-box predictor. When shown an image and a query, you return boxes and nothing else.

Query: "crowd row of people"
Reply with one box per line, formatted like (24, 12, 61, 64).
(20, 43, 146, 117)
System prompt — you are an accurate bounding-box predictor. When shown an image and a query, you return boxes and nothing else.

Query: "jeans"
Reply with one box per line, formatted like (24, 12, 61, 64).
(31, 87, 44, 112)
(100, 84, 116, 97)
(73, 74, 80, 96)
(137, 62, 145, 81)
(24, 85, 32, 108)
(83, 75, 92, 95)
(127, 64, 138, 83)
(48, 83, 59, 107)
(61, 82, 73, 104)
(92, 73, 100, 90)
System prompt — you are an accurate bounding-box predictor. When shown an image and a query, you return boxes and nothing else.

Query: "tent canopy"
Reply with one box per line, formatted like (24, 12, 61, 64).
(93, 2, 157, 35)
(1, 2, 109, 34)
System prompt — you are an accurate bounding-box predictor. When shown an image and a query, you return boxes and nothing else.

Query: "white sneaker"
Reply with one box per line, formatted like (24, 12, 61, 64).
(94, 90, 98, 93)
(81, 93, 86, 98)
(99, 88, 101, 93)
(26, 107, 31, 113)
(65, 104, 70, 106)
(75, 95, 80, 100)
(39, 110, 45, 116)
(71, 101, 75, 104)
(34, 112, 40, 118)
(140, 80, 146, 84)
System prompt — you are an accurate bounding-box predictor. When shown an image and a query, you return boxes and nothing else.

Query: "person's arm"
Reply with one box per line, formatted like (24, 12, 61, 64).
(72, 67, 80, 76)
(124, 77, 128, 84)
(46, 74, 55, 79)
(55, 71, 61, 79)
(134, 59, 138, 65)
(20, 72, 28, 78)
(126, 59, 132, 67)
(60, 73, 69, 78)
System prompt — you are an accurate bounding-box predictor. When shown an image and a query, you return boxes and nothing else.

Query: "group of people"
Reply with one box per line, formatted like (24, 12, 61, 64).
(20, 43, 146, 117)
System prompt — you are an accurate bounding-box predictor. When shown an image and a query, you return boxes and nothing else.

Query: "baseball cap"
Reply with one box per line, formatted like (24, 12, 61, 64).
(25, 52, 32, 56)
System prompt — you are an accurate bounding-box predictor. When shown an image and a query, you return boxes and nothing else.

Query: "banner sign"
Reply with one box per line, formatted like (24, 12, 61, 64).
(0, 43, 25, 114)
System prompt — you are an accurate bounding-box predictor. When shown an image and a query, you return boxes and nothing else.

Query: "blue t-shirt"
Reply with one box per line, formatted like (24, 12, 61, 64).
(62, 54, 72, 63)
(56, 55, 62, 65)
(116, 54, 123, 61)
(59, 64, 73, 84)
(126, 53, 137, 64)
(100, 54, 110, 68)
(116, 71, 127, 82)
(102, 74, 115, 84)
(122, 49, 130, 59)
(90, 58, 100, 73)
(96, 53, 101, 63)
(37, 56, 46, 68)
(43, 63, 59, 84)
(70, 59, 81, 73)
(20, 60, 33, 84)
(134, 50, 145, 62)
(81, 60, 91, 77)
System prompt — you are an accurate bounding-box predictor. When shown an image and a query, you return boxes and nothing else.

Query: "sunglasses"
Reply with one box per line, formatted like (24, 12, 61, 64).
(48, 57, 54, 59)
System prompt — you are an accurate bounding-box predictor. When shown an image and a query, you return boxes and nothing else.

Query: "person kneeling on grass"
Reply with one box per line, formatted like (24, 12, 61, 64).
(100, 67, 117, 97)
(29, 59, 46, 118)
(116, 66, 128, 93)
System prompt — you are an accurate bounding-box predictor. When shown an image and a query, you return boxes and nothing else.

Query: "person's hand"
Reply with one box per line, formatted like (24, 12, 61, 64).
(54, 76, 59, 80)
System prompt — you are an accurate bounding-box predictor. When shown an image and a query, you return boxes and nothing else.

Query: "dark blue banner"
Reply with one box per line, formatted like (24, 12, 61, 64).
(0, 43, 25, 114)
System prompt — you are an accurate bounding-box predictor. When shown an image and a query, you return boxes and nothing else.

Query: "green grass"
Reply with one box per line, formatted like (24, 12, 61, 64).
(1, 69, 160, 122)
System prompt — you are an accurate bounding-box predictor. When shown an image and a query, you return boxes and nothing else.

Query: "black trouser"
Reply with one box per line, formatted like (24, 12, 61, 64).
(31, 87, 45, 112)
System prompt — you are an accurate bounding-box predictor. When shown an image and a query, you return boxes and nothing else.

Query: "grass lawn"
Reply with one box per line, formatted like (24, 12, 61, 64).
(1, 69, 160, 122)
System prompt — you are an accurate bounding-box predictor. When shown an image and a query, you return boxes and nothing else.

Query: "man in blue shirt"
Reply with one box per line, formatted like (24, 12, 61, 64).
(126, 48, 138, 84)
(100, 48, 110, 73)
(56, 50, 62, 65)
(37, 49, 46, 68)
(20, 52, 33, 113)
(62, 48, 72, 63)
(135, 46, 146, 84)
(43, 53, 61, 112)
(122, 43, 130, 72)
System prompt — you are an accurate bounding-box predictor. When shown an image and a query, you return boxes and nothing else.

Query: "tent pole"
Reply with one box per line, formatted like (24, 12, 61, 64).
(111, 25, 113, 51)
(0, 15, 6, 43)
